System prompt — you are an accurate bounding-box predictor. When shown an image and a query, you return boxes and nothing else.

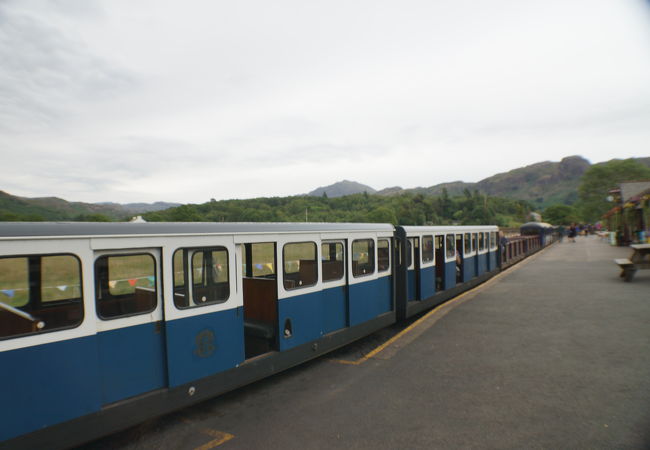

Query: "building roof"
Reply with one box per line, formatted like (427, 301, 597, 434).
(620, 181, 650, 203)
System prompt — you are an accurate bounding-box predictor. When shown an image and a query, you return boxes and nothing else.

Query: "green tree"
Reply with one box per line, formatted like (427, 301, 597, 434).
(577, 159, 650, 222)
(74, 213, 112, 222)
(367, 206, 398, 224)
(543, 204, 579, 225)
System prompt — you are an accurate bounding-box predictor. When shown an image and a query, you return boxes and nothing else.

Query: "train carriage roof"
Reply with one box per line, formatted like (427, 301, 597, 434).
(0, 222, 395, 238)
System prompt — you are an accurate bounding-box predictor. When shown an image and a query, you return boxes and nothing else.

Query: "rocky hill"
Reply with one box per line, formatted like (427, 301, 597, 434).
(308, 180, 377, 198)
(378, 156, 592, 207)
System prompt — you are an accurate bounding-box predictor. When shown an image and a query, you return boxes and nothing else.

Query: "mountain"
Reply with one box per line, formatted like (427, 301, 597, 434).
(96, 201, 181, 213)
(0, 191, 179, 221)
(376, 155, 591, 207)
(308, 180, 377, 198)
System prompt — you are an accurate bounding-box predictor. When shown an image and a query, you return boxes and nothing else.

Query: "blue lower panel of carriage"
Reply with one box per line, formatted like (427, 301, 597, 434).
(98, 321, 167, 404)
(166, 308, 244, 387)
(0, 336, 101, 442)
(489, 251, 497, 270)
(420, 266, 435, 299)
(349, 276, 392, 327)
(278, 290, 323, 351)
(463, 255, 475, 282)
(322, 285, 348, 334)
(407, 269, 417, 301)
(477, 254, 488, 275)
(444, 261, 456, 289)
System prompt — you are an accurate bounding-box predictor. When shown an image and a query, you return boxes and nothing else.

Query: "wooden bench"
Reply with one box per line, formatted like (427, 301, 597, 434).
(615, 258, 636, 282)
(615, 244, 650, 282)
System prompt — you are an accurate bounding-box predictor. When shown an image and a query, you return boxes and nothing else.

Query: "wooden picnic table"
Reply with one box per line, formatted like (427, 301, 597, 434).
(615, 243, 650, 281)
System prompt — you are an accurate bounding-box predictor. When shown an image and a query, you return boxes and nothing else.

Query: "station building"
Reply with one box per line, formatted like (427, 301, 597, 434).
(603, 181, 650, 245)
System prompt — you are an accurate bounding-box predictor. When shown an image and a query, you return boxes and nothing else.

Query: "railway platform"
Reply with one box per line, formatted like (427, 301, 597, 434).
(81, 236, 650, 450)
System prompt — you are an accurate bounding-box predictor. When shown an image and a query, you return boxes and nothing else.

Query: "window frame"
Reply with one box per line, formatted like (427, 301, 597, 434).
(283, 241, 318, 290)
(95, 252, 158, 320)
(172, 246, 230, 309)
(0, 252, 84, 341)
(489, 231, 498, 250)
(478, 232, 487, 253)
(377, 238, 391, 273)
(352, 238, 376, 278)
(321, 241, 345, 283)
(445, 234, 456, 262)
(421, 235, 434, 265)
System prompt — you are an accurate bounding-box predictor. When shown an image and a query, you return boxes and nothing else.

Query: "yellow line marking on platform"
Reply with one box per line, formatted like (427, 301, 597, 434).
(182, 419, 235, 449)
(332, 246, 550, 365)
(194, 429, 235, 450)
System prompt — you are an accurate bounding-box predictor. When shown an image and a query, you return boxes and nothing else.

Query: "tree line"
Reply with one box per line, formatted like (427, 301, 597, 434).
(143, 189, 533, 226)
(543, 158, 650, 225)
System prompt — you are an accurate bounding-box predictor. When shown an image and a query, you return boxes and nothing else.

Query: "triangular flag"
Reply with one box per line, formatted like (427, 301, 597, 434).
(147, 276, 155, 286)
(57, 285, 67, 291)
(128, 279, 137, 287)
(108, 280, 117, 289)
(1, 289, 15, 298)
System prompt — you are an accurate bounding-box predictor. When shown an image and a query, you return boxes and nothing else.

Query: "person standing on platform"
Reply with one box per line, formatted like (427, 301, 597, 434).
(568, 223, 577, 243)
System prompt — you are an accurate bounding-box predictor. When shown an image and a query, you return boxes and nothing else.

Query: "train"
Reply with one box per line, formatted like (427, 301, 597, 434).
(0, 222, 552, 449)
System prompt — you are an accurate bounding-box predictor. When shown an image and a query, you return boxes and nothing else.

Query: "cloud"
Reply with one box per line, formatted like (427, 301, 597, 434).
(0, 0, 649, 204)
(0, 2, 135, 133)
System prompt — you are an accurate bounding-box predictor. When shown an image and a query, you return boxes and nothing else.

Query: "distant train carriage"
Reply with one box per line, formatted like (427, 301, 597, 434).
(520, 222, 555, 247)
(394, 225, 499, 320)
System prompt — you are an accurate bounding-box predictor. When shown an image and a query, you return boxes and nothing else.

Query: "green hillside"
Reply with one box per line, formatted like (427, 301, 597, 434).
(0, 191, 140, 221)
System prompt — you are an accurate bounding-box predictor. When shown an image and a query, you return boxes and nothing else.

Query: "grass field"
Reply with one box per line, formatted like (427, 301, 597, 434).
(0, 255, 81, 307)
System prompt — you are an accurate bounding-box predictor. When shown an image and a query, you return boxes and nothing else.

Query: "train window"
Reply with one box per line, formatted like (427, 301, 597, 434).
(173, 247, 229, 308)
(422, 236, 433, 263)
(352, 239, 375, 277)
(464, 233, 471, 255)
(0, 254, 83, 339)
(490, 232, 497, 249)
(243, 243, 276, 278)
(95, 254, 156, 319)
(472, 233, 477, 252)
(445, 235, 455, 259)
(283, 242, 317, 290)
(378, 239, 390, 272)
(407, 238, 416, 269)
(479, 233, 486, 251)
(322, 242, 344, 282)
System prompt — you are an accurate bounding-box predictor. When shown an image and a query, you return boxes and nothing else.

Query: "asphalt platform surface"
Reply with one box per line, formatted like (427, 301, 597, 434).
(81, 236, 650, 450)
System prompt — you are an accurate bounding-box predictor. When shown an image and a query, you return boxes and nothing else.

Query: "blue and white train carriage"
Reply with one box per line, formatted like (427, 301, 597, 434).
(0, 222, 395, 449)
(394, 225, 499, 320)
(1, 221, 538, 449)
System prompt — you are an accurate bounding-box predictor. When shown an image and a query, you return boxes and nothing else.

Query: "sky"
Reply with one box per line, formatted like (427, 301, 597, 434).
(1, 0, 650, 204)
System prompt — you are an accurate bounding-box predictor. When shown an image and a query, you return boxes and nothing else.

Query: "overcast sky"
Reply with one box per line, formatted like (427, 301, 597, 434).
(1, 0, 650, 204)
